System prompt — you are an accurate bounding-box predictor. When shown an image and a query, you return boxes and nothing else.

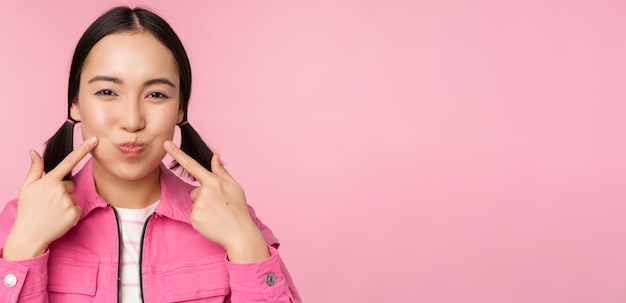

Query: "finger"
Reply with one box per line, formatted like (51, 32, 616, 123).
(62, 181, 75, 193)
(72, 204, 83, 225)
(47, 137, 98, 180)
(163, 140, 212, 183)
(211, 154, 238, 184)
(190, 187, 200, 201)
(21, 150, 44, 188)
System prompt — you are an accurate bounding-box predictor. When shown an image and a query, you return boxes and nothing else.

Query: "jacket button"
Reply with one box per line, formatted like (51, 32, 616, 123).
(265, 273, 277, 286)
(4, 274, 17, 288)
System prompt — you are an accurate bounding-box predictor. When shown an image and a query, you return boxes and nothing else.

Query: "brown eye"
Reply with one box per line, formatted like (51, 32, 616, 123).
(147, 92, 168, 99)
(95, 89, 116, 96)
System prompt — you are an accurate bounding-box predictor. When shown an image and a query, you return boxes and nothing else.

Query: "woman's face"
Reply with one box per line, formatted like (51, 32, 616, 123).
(71, 31, 183, 182)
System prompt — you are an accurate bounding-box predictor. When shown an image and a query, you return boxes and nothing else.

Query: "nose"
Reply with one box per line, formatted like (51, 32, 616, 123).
(120, 98, 145, 133)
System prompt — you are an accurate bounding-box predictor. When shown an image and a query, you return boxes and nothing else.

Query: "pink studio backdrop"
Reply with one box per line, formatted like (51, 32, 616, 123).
(1, 0, 625, 302)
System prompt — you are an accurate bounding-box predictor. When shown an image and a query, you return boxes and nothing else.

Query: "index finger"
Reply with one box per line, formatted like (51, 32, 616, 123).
(163, 140, 212, 183)
(47, 137, 99, 180)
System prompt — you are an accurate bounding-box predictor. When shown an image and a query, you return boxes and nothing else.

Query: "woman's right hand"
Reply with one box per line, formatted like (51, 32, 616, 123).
(2, 137, 98, 261)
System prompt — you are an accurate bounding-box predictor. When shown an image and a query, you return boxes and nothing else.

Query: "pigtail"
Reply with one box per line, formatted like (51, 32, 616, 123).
(43, 119, 76, 180)
(171, 122, 214, 179)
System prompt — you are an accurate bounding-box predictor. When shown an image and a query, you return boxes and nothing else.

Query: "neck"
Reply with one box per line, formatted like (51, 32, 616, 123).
(91, 161, 161, 209)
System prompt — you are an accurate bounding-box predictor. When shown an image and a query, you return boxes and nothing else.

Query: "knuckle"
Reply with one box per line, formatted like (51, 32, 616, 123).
(205, 177, 220, 187)
(189, 220, 201, 231)
(73, 208, 82, 219)
(60, 197, 73, 208)
(29, 165, 40, 174)
(52, 184, 67, 196)
(189, 211, 203, 224)
(199, 185, 215, 196)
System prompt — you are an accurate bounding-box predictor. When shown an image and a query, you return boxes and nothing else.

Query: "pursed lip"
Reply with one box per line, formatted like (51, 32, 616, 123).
(117, 142, 146, 155)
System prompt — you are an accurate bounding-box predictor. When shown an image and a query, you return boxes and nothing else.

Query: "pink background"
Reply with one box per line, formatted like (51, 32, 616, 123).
(1, 0, 625, 302)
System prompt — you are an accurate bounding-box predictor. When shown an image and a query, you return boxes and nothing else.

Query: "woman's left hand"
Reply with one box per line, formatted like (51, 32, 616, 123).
(163, 140, 269, 263)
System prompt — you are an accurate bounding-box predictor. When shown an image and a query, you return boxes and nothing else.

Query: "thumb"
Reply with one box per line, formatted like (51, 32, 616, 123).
(212, 153, 236, 183)
(22, 150, 44, 188)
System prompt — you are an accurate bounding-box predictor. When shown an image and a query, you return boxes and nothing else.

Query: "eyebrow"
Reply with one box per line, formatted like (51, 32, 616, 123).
(87, 75, 176, 88)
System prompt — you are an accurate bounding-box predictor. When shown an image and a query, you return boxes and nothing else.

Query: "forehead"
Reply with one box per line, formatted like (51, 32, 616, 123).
(81, 31, 179, 83)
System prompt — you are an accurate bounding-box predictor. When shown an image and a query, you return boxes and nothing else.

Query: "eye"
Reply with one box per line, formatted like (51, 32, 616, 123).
(95, 89, 117, 96)
(146, 92, 168, 99)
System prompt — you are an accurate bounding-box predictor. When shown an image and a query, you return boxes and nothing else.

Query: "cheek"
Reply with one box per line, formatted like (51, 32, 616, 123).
(156, 118, 178, 140)
(79, 106, 111, 137)
(150, 105, 180, 137)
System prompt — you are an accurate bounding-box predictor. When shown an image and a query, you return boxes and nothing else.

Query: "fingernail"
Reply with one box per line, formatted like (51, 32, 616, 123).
(163, 141, 174, 151)
(88, 137, 97, 145)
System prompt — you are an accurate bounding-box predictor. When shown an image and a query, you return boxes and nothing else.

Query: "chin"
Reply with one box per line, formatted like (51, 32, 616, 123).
(119, 162, 162, 180)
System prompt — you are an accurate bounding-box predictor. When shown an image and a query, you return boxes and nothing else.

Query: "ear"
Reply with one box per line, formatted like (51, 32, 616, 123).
(70, 100, 82, 121)
(177, 108, 184, 124)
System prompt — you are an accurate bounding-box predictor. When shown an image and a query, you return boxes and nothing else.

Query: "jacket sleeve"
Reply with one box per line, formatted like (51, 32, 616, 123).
(0, 200, 50, 303)
(225, 206, 302, 303)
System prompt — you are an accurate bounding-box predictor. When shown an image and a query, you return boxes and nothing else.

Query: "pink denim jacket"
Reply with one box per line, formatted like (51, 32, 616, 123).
(0, 160, 301, 302)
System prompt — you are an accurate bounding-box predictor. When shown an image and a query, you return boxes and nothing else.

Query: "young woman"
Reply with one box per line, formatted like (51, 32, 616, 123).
(0, 6, 300, 303)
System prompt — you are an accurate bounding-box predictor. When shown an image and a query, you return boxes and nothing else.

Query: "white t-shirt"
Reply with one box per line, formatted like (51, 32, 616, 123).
(115, 201, 159, 303)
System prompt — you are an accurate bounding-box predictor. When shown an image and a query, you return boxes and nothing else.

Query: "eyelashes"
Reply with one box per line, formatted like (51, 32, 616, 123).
(94, 90, 169, 99)
(146, 92, 169, 99)
(95, 89, 117, 96)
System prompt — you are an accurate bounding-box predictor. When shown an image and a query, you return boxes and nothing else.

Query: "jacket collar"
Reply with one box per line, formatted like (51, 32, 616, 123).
(73, 159, 194, 224)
